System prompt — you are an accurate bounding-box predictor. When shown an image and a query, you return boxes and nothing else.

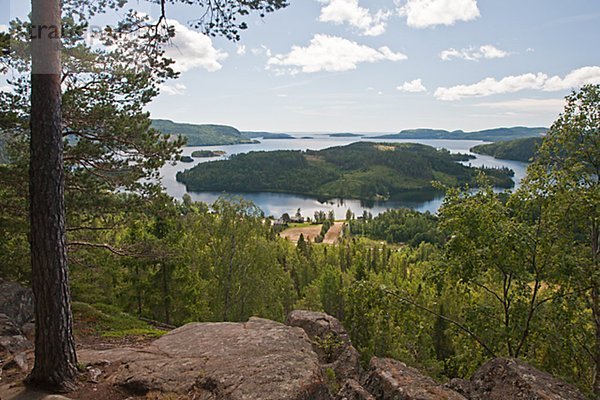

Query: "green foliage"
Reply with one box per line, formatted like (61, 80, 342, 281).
(470, 137, 543, 162)
(375, 126, 547, 141)
(177, 142, 515, 201)
(349, 208, 443, 246)
(152, 119, 258, 146)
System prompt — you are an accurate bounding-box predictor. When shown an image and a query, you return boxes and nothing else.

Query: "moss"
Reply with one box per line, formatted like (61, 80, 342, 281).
(72, 301, 167, 339)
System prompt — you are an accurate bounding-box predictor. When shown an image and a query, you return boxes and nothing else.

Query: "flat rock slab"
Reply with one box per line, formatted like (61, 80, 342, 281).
(79, 317, 329, 400)
(363, 357, 466, 400)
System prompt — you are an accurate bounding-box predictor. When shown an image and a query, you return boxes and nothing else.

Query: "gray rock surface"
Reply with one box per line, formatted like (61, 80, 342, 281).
(458, 357, 587, 400)
(0, 313, 32, 355)
(79, 317, 329, 399)
(286, 310, 361, 383)
(0, 281, 34, 327)
(335, 379, 375, 400)
(363, 357, 466, 400)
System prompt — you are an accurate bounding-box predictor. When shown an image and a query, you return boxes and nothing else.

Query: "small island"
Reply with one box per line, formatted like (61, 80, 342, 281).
(191, 150, 227, 158)
(241, 131, 294, 140)
(180, 155, 194, 163)
(329, 133, 363, 137)
(177, 142, 514, 202)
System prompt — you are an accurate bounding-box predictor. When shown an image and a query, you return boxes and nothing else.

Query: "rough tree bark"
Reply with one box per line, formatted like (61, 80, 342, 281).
(26, 0, 79, 391)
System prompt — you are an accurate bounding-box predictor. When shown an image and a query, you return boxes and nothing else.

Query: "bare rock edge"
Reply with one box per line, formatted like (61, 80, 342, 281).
(74, 311, 585, 400)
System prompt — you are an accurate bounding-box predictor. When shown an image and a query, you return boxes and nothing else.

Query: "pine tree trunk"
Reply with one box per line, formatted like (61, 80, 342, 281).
(593, 288, 600, 398)
(26, 0, 78, 391)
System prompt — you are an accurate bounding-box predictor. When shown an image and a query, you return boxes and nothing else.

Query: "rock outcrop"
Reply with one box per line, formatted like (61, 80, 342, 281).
(0, 280, 34, 327)
(335, 379, 375, 400)
(0, 281, 34, 373)
(0, 299, 579, 400)
(363, 357, 466, 400)
(79, 317, 329, 399)
(447, 357, 587, 400)
(286, 310, 361, 383)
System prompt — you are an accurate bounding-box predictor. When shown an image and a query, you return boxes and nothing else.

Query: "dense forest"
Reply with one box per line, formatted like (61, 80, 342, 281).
(176, 142, 514, 201)
(375, 126, 547, 141)
(470, 137, 543, 162)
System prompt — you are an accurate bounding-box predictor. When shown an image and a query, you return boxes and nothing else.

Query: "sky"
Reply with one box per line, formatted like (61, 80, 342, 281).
(2, 0, 600, 132)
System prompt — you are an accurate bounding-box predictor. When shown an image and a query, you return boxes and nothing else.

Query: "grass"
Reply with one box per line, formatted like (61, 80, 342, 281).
(72, 301, 167, 339)
(288, 222, 315, 228)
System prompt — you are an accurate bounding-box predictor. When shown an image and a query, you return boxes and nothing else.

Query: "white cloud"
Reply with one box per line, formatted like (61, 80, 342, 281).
(236, 45, 246, 55)
(543, 66, 600, 91)
(0, 85, 10, 92)
(475, 98, 565, 112)
(0, 25, 7, 32)
(164, 19, 227, 73)
(435, 73, 548, 101)
(399, 0, 480, 28)
(267, 34, 406, 74)
(159, 83, 187, 96)
(435, 66, 600, 101)
(319, 0, 390, 36)
(397, 78, 427, 92)
(440, 45, 509, 61)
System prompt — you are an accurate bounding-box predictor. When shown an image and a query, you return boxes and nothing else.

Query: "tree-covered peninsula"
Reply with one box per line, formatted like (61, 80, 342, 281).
(470, 137, 543, 162)
(176, 142, 514, 201)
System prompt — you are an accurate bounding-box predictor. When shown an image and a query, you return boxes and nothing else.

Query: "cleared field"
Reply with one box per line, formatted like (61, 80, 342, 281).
(280, 224, 322, 242)
(279, 222, 345, 244)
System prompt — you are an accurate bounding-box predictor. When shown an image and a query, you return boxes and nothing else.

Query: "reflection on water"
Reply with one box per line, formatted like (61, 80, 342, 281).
(159, 134, 529, 218)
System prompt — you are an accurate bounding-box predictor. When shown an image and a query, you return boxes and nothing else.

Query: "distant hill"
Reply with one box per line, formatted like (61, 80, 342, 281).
(241, 131, 294, 139)
(471, 137, 543, 162)
(374, 127, 547, 142)
(151, 119, 259, 146)
(177, 142, 514, 202)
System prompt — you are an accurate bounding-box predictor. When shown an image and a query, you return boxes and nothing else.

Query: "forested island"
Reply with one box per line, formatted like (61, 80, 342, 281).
(191, 150, 227, 158)
(470, 137, 543, 162)
(375, 126, 547, 141)
(176, 142, 514, 201)
(241, 131, 294, 139)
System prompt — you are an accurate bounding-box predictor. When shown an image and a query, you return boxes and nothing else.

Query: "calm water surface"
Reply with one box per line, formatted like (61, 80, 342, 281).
(159, 134, 528, 218)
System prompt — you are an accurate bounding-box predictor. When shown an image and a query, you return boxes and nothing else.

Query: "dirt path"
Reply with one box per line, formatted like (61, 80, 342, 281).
(323, 222, 345, 244)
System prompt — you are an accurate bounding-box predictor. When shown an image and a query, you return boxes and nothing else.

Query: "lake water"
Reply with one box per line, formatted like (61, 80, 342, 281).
(159, 134, 529, 218)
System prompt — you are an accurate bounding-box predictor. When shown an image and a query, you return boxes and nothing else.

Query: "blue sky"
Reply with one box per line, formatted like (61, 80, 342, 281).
(2, 0, 600, 132)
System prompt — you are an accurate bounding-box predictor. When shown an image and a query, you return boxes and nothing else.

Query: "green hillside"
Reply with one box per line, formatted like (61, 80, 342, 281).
(151, 119, 259, 146)
(375, 126, 547, 142)
(177, 142, 514, 201)
(471, 137, 543, 162)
